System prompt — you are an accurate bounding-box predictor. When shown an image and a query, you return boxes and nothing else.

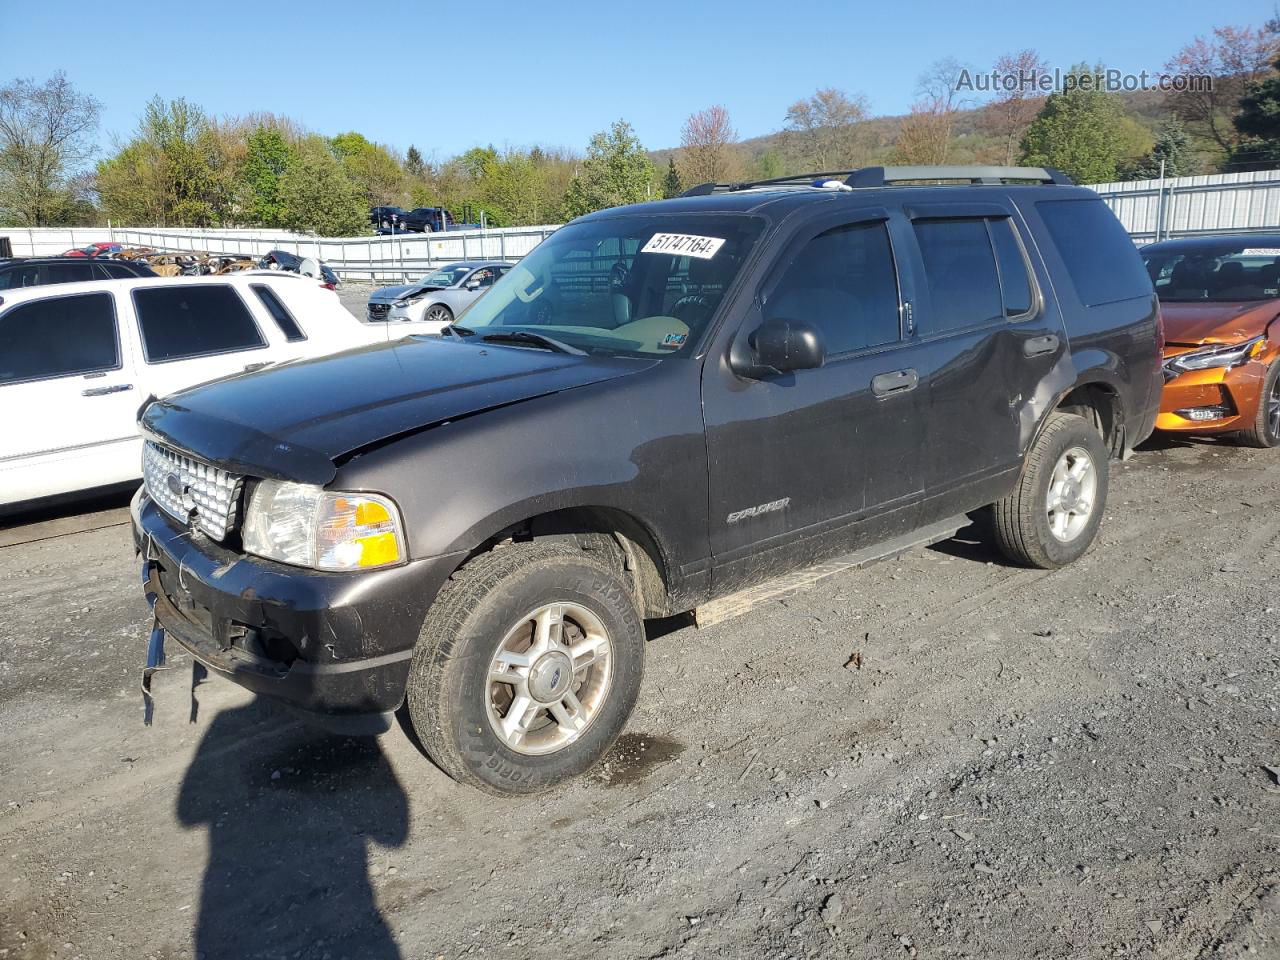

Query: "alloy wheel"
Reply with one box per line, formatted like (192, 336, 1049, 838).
(1046, 446, 1097, 543)
(486, 602, 613, 756)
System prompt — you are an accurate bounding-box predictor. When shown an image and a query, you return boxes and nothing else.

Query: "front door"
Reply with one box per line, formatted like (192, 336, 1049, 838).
(701, 210, 928, 596)
(0, 290, 142, 504)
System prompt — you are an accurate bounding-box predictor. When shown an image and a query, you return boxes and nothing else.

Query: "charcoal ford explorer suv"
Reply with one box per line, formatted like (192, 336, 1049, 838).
(132, 166, 1162, 794)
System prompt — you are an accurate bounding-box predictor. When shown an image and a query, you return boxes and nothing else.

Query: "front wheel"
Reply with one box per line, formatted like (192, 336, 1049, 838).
(423, 303, 453, 326)
(406, 543, 644, 795)
(1236, 360, 1280, 448)
(990, 412, 1109, 569)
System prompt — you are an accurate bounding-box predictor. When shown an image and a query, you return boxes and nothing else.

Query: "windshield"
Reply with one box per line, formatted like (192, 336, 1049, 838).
(418, 265, 472, 287)
(1142, 242, 1280, 303)
(454, 214, 763, 357)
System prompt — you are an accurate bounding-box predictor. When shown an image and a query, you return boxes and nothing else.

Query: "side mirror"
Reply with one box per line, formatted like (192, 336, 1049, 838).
(741, 317, 826, 377)
(465, 279, 481, 291)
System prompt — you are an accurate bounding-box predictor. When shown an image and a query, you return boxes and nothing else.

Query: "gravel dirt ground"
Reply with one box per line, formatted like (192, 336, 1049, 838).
(2, 428, 1278, 960)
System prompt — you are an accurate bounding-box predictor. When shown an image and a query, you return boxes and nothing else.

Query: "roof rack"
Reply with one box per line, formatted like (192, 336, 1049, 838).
(845, 165, 1074, 187)
(680, 164, 1073, 197)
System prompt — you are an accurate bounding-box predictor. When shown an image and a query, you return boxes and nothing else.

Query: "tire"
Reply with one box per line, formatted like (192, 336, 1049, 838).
(423, 304, 453, 326)
(406, 543, 644, 795)
(990, 412, 1109, 569)
(1236, 360, 1280, 448)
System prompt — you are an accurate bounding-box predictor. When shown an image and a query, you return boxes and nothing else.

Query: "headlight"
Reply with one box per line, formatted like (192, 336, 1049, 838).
(1165, 336, 1266, 375)
(242, 480, 406, 571)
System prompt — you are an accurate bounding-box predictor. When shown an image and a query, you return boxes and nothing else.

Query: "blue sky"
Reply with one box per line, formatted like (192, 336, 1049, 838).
(1, 0, 1271, 161)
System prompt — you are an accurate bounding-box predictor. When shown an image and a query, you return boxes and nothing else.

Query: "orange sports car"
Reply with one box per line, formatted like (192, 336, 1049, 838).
(1141, 235, 1280, 447)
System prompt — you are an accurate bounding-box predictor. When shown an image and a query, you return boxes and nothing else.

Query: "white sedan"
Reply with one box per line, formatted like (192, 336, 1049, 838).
(0, 273, 435, 512)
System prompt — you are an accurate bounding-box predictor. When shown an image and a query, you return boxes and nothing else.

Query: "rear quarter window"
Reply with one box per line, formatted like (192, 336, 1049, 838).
(1037, 199, 1151, 306)
(133, 285, 267, 363)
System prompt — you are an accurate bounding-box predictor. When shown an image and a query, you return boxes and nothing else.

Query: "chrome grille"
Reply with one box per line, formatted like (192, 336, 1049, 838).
(143, 441, 243, 540)
(367, 302, 391, 321)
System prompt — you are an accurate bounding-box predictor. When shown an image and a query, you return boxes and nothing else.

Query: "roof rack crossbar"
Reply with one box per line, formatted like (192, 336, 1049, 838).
(845, 165, 1074, 187)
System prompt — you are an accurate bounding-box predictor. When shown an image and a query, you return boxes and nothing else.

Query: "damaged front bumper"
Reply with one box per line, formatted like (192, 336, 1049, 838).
(131, 487, 459, 732)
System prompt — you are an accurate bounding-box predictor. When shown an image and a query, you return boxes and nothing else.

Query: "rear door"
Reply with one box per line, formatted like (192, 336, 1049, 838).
(900, 202, 1067, 523)
(128, 283, 281, 400)
(0, 290, 142, 504)
(702, 207, 930, 595)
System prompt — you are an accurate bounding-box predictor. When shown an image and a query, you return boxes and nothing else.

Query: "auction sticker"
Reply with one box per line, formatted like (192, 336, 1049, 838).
(1242, 248, 1280, 256)
(642, 233, 725, 259)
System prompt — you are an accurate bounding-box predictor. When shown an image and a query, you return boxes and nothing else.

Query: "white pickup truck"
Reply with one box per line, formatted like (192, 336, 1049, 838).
(0, 273, 435, 511)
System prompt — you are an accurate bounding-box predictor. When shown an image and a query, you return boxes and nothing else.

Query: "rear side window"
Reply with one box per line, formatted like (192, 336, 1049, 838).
(133, 285, 266, 363)
(43, 261, 95, 284)
(1037, 199, 1151, 306)
(990, 219, 1034, 316)
(0, 265, 40, 290)
(0, 292, 118, 385)
(913, 219, 1004, 334)
(96, 261, 138, 280)
(251, 284, 306, 342)
(766, 220, 901, 356)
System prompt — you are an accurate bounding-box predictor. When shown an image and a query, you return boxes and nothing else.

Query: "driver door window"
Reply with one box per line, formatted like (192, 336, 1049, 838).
(765, 220, 902, 357)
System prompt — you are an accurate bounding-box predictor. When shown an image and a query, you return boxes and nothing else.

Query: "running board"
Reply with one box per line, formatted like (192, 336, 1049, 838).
(694, 515, 968, 628)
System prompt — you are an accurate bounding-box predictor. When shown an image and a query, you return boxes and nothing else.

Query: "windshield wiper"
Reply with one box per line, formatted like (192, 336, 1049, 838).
(442, 324, 477, 338)
(480, 331, 585, 355)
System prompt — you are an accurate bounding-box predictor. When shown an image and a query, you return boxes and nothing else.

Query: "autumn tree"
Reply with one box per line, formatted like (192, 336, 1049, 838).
(1164, 25, 1279, 155)
(678, 104, 738, 186)
(984, 50, 1049, 165)
(0, 72, 101, 225)
(784, 88, 869, 170)
(893, 59, 966, 165)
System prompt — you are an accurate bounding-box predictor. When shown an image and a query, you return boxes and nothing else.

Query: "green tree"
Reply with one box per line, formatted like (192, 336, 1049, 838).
(1121, 118, 1196, 180)
(96, 96, 232, 226)
(330, 131, 404, 206)
(238, 126, 294, 226)
(661, 156, 682, 198)
(563, 120, 654, 218)
(750, 150, 785, 181)
(1018, 65, 1130, 183)
(405, 144, 426, 178)
(0, 72, 101, 226)
(278, 137, 366, 236)
(1227, 56, 1280, 170)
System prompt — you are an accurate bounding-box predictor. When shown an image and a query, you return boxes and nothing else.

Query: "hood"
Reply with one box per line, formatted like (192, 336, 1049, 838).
(370, 283, 417, 302)
(1160, 298, 1280, 346)
(141, 337, 654, 486)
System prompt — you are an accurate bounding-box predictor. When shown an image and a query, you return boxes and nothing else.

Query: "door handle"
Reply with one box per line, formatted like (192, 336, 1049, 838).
(82, 383, 133, 397)
(871, 368, 919, 397)
(1023, 334, 1060, 358)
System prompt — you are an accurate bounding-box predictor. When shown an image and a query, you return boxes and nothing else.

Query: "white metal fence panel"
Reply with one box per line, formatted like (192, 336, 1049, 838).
(6, 168, 1280, 271)
(1087, 169, 1280, 243)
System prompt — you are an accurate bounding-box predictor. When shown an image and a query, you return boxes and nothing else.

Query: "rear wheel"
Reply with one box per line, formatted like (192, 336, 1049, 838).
(1236, 360, 1280, 448)
(990, 412, 1109, 569)
(406, 543, 644, 795)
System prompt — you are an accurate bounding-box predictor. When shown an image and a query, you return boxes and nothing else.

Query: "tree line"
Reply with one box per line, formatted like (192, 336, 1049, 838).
(2, 18, 1278, 235)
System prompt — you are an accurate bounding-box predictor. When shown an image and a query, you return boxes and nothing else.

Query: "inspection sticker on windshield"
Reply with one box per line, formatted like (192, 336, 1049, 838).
(642, 233, 726, 259)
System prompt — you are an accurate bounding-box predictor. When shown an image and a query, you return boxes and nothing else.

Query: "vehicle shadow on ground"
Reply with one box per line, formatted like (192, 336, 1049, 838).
(177, 698, 408, 959)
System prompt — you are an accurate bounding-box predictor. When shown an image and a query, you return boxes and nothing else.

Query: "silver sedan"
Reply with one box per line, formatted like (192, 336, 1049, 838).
(366, 261, 514, 332)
